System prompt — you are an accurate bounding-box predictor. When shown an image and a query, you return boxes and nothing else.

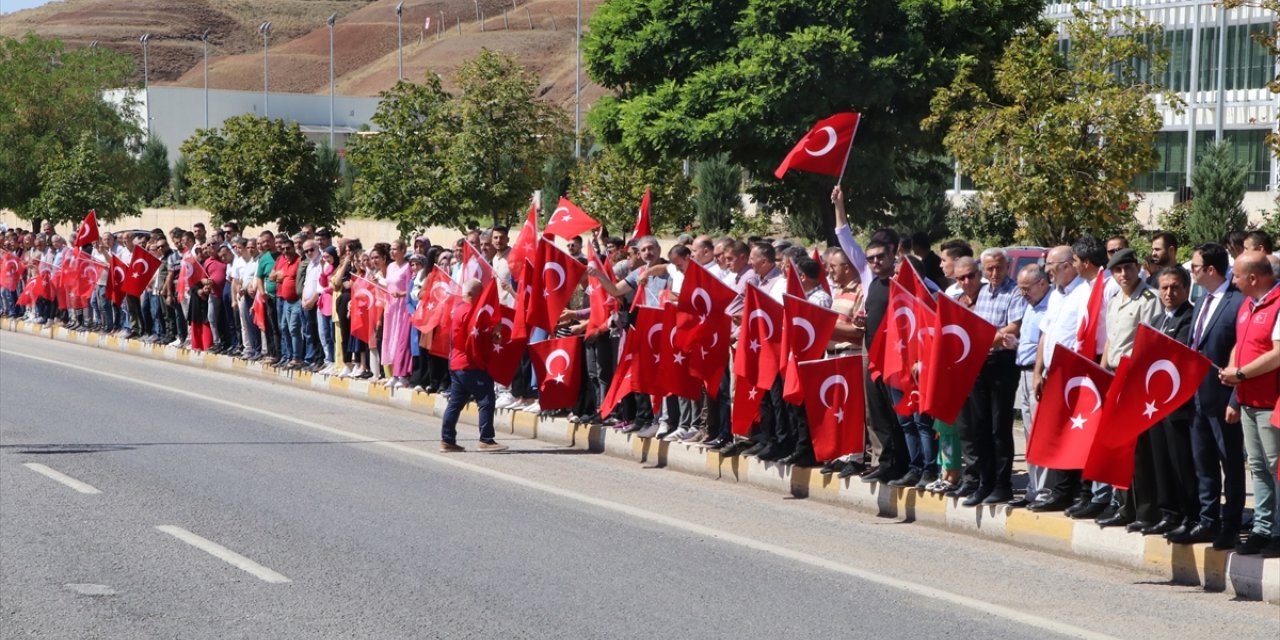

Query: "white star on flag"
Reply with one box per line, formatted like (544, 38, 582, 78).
(672, 352, 686, 365)
(1142, 401, 1157, 418)
(749, 339, 760, 352)
(834, 409, 844, 422)
(1070, 414, 1087, 430)
(553, 373, 565, 384)
(747, 387, 757, 400)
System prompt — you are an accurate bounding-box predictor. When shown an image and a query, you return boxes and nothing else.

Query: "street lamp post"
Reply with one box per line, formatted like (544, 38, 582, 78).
(139, 33, 152, 137)
(328, 13, 337, 148)
(395, 2, 404, 81)
(259, 22, 272, 118)
(574, 0, 581, 158)
(201, 30, 210, 129)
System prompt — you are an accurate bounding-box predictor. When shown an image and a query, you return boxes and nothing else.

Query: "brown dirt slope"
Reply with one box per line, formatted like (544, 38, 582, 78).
(0, 0, 375, 84)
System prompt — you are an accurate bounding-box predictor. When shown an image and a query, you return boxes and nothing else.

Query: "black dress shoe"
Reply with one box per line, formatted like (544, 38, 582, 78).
(1063, 498, 1092, 518)
(838, 461, 866, 479)
(1167, 523, 1219, 545)
(1007, 496, 1032, 509)
(1028, 495, 1072, 513)
(742, 442, 768, 457)
(819, 460, 843, 475)
(1163, 523, 1193, 539)
(1141, 517, 1181, 536)
(982, 487, 1014, 504)
(1096, 511, 1131, 528)
(1124, 520, 1152, 533)
(861, 465, 896, 484)
(1069, 502, 1107, 520)
(1213, 527, 1242, 550)
(962, 486, 993, 507)
(717, 440, 751, 457)
(756, 446, 787, 462)
(915, 470, 938, 490)
(888, 471, 922, 488)
(947, 481, 979, 498)
(1235, 533, 1271, 555)
(780, 452, 817, 467)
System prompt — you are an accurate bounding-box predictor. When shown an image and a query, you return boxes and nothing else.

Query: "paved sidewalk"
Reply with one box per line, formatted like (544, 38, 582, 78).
(4, 318, 1277, 603)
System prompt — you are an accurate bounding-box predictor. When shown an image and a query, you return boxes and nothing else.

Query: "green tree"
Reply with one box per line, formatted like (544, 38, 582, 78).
(946, 194, 1017, 248)
(540, 153, 577, 219)
(927, 7, 1173, 245)
(346, 76, 458, 236)
(180, 115, 336, 232)
(1184, 141, 1249, 245)
(137, 137, 171, 205)
(28, 132, 140, 225)
(0, 34, 141, 223)
(171, 153, 191, 205)
(693, 154, 742, 234)
(583, 0, 1042, 239)
(446, 49, 571, 227)
(887, 153, 953, 236)
(570, 147, 692, 236)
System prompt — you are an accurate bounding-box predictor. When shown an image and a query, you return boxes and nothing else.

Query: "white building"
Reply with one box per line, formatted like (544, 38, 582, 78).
(954, 0, 1279, 224)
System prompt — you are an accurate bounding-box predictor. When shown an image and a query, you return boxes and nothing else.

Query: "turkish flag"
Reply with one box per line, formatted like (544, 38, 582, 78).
(411, 266, 458, 333)
(868, 280, 935, 393)
(675, 259, 735, 349)
(600, 330, 638, 419)
(1026, 344, 1113, 470)
(74, 209, 100, 248)
(74, 257, 105, 306)
(632, 187, 651, 240)
(17, 276, 43, 306)
(798, 355, 866, 461)
(105, 255, 128, 305)
(630, 305, 668, 396)
(657, 303, 702, 399)
(813, 247, 831, 295)
(460, 240, 493, 287)
(781, 293, 840, 404)
(252, 292, 267, 331)
(486, 304, 528, 386)
(530, 335, 584, 410)
(1083, 324, 1211, 488)
(585, 241, 617, 336)
(895, 257, 935, 311)
(543, 197, 600, 240)
(507, 200, 539, 282)
(524, 238, 585, 333)
(122, 246, 161, 297)
(731, 376, 767, 436)
(463, 279, 500, 365)
(350, 275, 386, 345)
(773, 112, 860, 179)
(175, 252, 207, 302)
(733, 285, 785, 390)
(785, 263, 805, 299)
(920, 293, 999, 423)
(1076, 272, 1108, 359)
(1, 251, 20, 291)
(689, 312, 732, 398)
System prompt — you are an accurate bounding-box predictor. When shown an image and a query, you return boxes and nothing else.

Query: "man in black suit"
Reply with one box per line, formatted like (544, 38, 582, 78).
(1135, 266, 1200, 536)
(1167, 244, 1246, 548)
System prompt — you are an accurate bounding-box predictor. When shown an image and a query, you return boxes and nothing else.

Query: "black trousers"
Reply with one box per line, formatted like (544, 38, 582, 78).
(1148, 412, 1199, 522)
(865, 370, 908, 475)
(1189, 407, 1246, 529)
(957, 351, 1019, 490)
(751, 375, 792, 452)
(584, 333, 615, 416)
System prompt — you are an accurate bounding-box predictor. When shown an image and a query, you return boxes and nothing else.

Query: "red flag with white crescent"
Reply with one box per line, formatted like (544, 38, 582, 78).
(919, 293, 999, 423)
(530, 335, 584, 410)
(463, 278, 500, 365)
(798, 355, 866, 461)
(543, 197, 600, 240)
(460, 241, 493, 287)
(781, 293, 840, 404)
(1, 251, 21, 292)
(106, 255, 129, 305)
(1083, 325, 1211, 488)
(731, 376, 767, 436)
(584, 241, 616, 336)
(631, 187, 652, 240)
(773, 112, 860, 180)
(1026, 344, 1114, 470)
(657, 302, 702, 399)
(350, 275, 387, 345)
(732, 285, 785, 390)
(486, 304, 528, 386)
(675, 259, 735, 350)
(122, 246, 161, 297)
(1076, 272, 1108, 359)
(507, 200, 540, 282)
(524, 238, 585, 333)
(74, 210, 100, 248)
(689, 312, 732, 399)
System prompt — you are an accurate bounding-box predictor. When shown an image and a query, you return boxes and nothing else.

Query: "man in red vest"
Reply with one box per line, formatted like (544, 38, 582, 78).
(1220, 252, 1280, 557)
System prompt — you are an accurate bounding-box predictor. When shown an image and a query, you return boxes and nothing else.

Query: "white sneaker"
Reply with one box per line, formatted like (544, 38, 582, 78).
(662, 429, 684, 442)
(522, 401, 541, 414)
(495, 392, 517, 409)
(336, 365, 352, 378)
(636, 423, 661, 438)
(167, 338, 182, 347)
(675, 427, 700, 441)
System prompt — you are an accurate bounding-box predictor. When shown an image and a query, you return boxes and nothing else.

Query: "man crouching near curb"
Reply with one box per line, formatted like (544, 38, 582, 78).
(439, 278, 508, 453)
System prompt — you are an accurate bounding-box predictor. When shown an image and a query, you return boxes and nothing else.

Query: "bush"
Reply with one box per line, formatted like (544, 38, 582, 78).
(1184, 140, 1247, 246)
(693, 154, 741, 234)
(947, 195, 1017, 247)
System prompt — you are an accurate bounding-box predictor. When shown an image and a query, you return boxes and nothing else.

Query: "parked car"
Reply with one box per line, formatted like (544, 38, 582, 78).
(1005, 246, 1047, 275)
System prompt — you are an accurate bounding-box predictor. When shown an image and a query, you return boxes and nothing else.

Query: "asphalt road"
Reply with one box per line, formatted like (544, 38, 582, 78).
(1, 330, 1277, 639)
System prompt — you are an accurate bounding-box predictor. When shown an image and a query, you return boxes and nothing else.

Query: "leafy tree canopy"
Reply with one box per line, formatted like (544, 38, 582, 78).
(928, 7, 1173, 245)
(583, 0, 1043, 237)
(180, 114, 337, 233)
(28, 132, 141, 226)
(570, 147, 693, 237)
(0, 34, 141, 222)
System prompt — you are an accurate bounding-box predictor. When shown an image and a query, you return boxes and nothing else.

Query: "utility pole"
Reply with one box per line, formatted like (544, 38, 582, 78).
(395, 2, 404, 81)
(259, 22, 272, 117)
(140, 33, 152, 136)
(328, 14, 337, 148)
(574, 0, 581, 158)
(201, 30, 210, 129)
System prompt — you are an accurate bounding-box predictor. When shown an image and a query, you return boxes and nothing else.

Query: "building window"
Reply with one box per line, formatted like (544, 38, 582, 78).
(1198, 21, 1273, 92)
(1135, 129, 1271, 192)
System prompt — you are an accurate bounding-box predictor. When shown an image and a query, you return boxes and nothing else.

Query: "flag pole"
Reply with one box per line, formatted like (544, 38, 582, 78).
(835, 115, 861, 186)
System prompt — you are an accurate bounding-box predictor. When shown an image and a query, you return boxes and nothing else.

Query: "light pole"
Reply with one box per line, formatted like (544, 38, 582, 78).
(139, 34, 152, 137)
(259, 22, 271, 118)
(473, 0, 480, 22)
(574, 0, 581, 158)
(201, 29, 210, 129)
(1215, 6, 1227, 142)
(395, 2, 404, 81)
(328, 13, 337, 148)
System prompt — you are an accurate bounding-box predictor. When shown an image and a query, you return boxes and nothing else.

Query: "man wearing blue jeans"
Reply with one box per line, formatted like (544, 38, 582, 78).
(439, 279, 507, 453)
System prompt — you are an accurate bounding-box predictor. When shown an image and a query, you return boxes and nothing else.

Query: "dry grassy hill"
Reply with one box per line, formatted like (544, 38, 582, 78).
(0, 0, 375, 83)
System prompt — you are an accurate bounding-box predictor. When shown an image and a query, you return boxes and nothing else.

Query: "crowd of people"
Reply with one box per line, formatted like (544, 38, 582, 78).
(2, 189, 1278, 558)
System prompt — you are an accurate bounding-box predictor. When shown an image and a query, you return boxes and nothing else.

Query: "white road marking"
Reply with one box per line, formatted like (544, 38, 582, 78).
(155, 525, 291, 584)
(22, 462, 102, 494)
(5, 346, 1115, 639)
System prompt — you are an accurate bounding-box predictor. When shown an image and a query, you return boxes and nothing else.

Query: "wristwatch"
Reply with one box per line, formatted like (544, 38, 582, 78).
(1235, 367, 1247, 381)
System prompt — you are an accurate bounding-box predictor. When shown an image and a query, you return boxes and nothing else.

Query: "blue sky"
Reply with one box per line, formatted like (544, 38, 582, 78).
(1, 0, 56, 16)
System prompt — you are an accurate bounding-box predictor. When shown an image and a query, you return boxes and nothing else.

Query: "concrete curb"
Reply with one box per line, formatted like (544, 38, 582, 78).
(5, 318, 1277, 604)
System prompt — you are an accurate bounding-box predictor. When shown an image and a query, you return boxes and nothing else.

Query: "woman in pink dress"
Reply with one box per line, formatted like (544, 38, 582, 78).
(379, 239, 414, 388)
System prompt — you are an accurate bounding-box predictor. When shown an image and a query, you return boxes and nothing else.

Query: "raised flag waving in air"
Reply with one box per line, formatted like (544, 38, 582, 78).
(774, 112, 861, 180)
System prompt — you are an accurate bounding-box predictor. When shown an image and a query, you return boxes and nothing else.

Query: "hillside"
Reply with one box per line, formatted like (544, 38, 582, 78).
(0, 1, 375, 84)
